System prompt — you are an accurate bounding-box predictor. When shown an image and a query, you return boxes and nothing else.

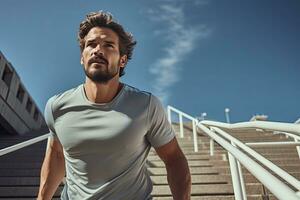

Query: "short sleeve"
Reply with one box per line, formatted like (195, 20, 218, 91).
(44, 96, 57, 138)
(146, 94, 176, 148)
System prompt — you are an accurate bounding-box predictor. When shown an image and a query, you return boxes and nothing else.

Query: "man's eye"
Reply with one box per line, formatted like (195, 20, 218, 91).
(105, 43, 114, 48)
(86, 43, 95, 47)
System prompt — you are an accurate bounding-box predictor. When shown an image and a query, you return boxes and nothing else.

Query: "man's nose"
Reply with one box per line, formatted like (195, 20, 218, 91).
(92, 44, 104, 55)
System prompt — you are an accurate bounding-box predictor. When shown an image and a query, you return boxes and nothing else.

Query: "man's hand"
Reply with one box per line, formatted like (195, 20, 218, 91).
(37, 136, 65, 200)
(155, 137, 191, 200)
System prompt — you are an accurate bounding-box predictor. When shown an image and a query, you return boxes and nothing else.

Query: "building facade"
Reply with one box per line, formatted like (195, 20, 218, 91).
(0, 51, 46, 135)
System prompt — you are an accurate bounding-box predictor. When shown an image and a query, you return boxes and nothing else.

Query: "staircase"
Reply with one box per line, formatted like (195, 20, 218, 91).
(149, 123, 300, 200)
(0, 132, 59, 199)
(0, 122, 299, 199)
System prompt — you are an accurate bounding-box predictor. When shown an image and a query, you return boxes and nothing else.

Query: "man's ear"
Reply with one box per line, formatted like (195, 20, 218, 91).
(119, 55, 128, 68)
(80, 56, 84, 65)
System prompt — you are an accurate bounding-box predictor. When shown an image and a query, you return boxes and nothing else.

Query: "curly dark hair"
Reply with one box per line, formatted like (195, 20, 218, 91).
(78, 11, 137, 77)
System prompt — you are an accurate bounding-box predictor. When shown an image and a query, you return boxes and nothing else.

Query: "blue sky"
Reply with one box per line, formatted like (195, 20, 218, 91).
(1, 0, 299, 123)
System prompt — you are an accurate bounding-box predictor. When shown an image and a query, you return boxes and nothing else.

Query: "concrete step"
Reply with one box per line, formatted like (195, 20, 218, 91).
(148, 154, 231, 161)
(148, 167, 219, 175)
(151, 184, 264, 196)
(153, 195, 267, 200)
(0, 169, 41, 177)
(148, 154, 215, 161)
(151, 183, 264, 197)
(0, 162, 43, 169)
(149, 160, 213, 167)
(151, 184, 234, 196)
(0, 186, 62, 197)
(0, 177, 64, 186)
(0, 157, 44, 162)
(0, 199, 60, 200)
(0, 196, 270, 200)
(151, 175, 228, 184)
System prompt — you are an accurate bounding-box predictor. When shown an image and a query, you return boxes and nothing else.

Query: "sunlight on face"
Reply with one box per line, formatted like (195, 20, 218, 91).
(81, 27, 123, 83)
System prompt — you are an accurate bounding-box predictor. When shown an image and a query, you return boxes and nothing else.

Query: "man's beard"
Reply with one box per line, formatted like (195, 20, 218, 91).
(84, 64, 119, 84)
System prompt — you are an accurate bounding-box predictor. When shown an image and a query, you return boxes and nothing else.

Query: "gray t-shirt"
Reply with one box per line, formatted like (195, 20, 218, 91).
(44, 83, 175, 200)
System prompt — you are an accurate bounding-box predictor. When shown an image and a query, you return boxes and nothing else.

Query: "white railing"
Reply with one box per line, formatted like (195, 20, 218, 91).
(0, 133, 51, 156)
(201, 120, 300, 136)
(201, 120, 300, 159)
(168, 105, 300, 200)
(273, 131, 300, 159)
(168, 105, 199, 152)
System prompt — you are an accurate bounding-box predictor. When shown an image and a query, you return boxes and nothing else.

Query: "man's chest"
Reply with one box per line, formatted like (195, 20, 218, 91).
(54, 108, 148, 156)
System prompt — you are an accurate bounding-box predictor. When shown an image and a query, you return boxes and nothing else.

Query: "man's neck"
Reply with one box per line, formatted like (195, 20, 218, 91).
(83, 76, 123, 104)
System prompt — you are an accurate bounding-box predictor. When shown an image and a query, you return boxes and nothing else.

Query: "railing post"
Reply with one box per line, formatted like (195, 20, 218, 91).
(228, 152, 244, 200)
(201, 112, 207, 121)
(227, 140, 247, 200)
(295, 138, 300, 159)
(225, 108, 230, 123)
(179, 114, 184, 138)
(210, 138, 214, 156)
(237, 158, 247, 200)
(210, 124, 246, 200)
(167, 106, 171, 123)
(192, 119, 198, 152)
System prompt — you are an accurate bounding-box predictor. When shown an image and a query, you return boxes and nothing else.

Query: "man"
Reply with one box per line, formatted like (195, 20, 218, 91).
(37, 11, 191, 200)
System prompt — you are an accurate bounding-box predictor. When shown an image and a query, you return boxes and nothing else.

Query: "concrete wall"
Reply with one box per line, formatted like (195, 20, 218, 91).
(0, 51, 46, 135)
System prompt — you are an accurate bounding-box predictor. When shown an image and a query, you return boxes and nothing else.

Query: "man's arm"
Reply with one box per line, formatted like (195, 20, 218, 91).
(37, 137, 65, 200)
(155, 137, 191, 200)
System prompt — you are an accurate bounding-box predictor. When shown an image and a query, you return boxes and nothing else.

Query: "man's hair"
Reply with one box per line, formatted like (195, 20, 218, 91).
(78, 11, 137, 77)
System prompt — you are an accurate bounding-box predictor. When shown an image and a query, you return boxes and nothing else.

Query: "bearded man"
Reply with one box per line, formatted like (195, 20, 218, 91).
(37, 11, 191, 200)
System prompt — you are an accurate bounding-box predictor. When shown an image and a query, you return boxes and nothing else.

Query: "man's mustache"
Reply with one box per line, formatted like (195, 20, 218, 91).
(88, 56, 108, 65)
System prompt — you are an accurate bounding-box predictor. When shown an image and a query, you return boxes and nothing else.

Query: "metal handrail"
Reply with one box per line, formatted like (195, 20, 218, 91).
(201, 120, 300, 159)
(273, 131, 300, 159)
(167, 105, 300, 200)
(201, 120, 300, 136)
(198, 123, 300, 200)
(246, 141, 300, 147)
(168, 105, 195, 121)
(0, 133, 51, 156)
(273, 131, 300, 141)
(209, 126, 300, 191)
(168, 105, 198, 152)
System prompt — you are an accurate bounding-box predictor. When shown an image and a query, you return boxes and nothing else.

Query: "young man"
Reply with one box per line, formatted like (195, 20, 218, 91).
(37, 11, 191, 200)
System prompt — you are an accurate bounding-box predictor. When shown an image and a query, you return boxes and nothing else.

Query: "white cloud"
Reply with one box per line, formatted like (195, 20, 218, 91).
(147, 2, 211, 104)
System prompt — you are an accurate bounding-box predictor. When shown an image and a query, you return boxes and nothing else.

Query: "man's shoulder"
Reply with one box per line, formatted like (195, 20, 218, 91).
(123, 84, 164, 107)
(123, 84, 152, 99)
(122, 84, 166, 116)
(46, 84, 82, 111)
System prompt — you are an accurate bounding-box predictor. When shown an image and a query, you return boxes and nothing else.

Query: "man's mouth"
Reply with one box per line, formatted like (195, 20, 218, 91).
(94, 60, 107, 64)
(90, 57, 108, 65)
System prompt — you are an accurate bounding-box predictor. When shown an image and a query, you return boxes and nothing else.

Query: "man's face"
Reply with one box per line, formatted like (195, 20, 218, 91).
(81, 27, 127, 83)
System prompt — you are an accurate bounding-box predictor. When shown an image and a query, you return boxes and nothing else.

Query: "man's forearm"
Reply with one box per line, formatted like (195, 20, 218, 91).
(166, 156, 191, 200)
(37, 151, 65, 200)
